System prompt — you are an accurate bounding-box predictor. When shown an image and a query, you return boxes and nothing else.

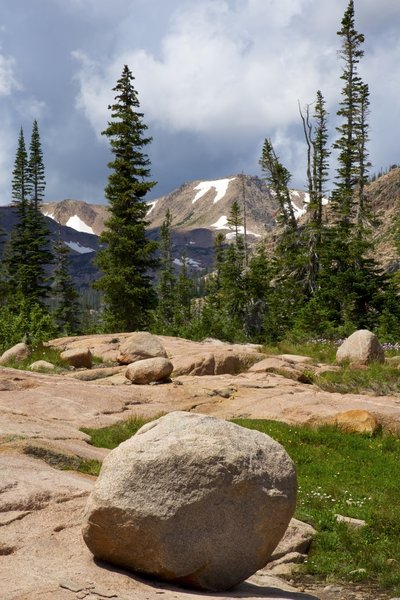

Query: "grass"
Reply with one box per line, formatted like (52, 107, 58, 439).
(262, 340, 338, 364)
(81, 415, 400, 595)
(2, 344, 68, 372)
(81, 416, 150, 449)
(315, 361, 400, 396)
(234, 419, 400, 594)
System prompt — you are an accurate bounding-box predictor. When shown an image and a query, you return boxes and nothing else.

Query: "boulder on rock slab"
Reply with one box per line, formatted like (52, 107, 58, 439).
(125, 357, 173, 384)
(82, 411, 297, 592)
(336, 330, 384, 365)
(60, 348, 92, 369)
(0, 342, 30, 365)
(117, 332, 167, 365)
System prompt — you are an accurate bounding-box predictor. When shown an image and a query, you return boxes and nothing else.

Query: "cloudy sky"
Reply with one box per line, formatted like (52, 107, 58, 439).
(0, 0, 399, 206)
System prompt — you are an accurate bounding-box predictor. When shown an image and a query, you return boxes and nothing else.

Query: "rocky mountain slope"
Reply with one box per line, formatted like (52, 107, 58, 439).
(37, 175, 310, 272)
(1, 169, 399, 289)
(37, 169, 400, 273)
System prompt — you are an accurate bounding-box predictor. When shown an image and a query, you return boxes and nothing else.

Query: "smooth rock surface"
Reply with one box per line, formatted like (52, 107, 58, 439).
(117, 331, 167, 364)
(125, 356, 173, 384)
(336, 330, 384, 365)
(82, 411, 297, 591)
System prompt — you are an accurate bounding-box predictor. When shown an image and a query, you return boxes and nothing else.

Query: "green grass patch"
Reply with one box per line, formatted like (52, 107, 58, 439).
(81, 416, 151, 449)
(2, 344, 67, 372)
(262, 340, 337, 364)
(234, 419, 400, 594)
(316, 362, 400, 395)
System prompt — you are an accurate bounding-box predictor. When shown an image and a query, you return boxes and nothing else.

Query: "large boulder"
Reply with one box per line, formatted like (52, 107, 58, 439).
(117, 332, 167, 365)
(82, 412, 297, 592)
(125, 357, 173, 384)
(0, 342, 30, 365)
(336, 330, 384, 365)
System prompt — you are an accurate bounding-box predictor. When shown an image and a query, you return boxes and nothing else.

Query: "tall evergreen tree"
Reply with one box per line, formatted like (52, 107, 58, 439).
(52, 239, 81, 335)
(301, 1, 384, 335)
(94, 65, 158, 332)
(28, 120, 45, 211)
(332, 0, 366, 222)
(26, 120, 53, 303)
(5, 124, 52, 307)
(6, 128, 31, 300)
(173, 254, 194, 331)
(259, 138, 297, 230)
(155, 209, 176, 331)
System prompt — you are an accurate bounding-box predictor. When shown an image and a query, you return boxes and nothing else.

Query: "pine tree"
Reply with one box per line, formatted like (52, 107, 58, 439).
(244, 244, 272, 340)
(5, 124, 52, 307)
(227, 200, 242, 244)
(332, 0, 366, 222)
(28, 120, 45, 211)
(26, 120, 53, 303)
(173, 254, 194, 331)
(52, 239, 81, 335)
(94, 65, 158, 332)
(6, 128, 31, 300)
(155, 209, 176, 332)
(259, 138, 297, 230)
(321, 0, 384, 331)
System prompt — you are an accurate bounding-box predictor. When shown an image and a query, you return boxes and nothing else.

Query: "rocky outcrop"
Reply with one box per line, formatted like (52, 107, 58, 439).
(125, 357, 173, 384)
(117, 332, 168, 365)
(82, 412, 297, 591)
(336, 330, 384, 365)
(173, 350, 261, 376)
(0, 342, 30, 365)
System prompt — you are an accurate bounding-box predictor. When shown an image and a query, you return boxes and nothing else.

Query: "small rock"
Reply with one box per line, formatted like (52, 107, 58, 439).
(29, 360, 55, 371)
(335, 514, 367, 529)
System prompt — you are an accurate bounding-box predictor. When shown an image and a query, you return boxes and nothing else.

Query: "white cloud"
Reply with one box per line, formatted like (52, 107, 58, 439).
(72, 0, 341, 139)
(70, 0, 400, 190)
(0, 53, 20, 96)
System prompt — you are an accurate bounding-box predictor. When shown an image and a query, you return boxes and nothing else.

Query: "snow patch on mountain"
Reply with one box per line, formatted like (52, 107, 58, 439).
(65, 241, 95, 254)
(211, 215, 229, 229)
(173, 257, 202, 269)
(211, 215, 261, 238)
(192, 177, 236, 205)
(66, 215, 95, 234)
(146, 200, 158, 214)
(42, 210, 55, 220)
